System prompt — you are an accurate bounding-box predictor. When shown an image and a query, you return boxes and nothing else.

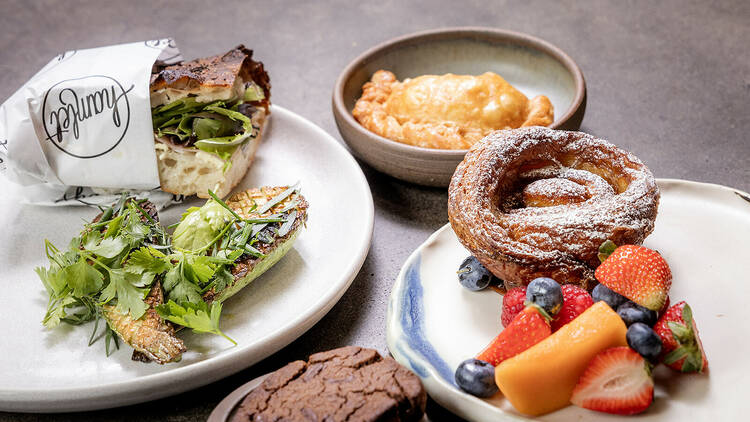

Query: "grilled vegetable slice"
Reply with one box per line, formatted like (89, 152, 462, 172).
(214, 186, 308, 303)
(102, 282, 185, 364)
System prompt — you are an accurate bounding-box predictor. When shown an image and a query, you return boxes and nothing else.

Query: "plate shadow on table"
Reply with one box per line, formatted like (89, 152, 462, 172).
(359, 160, 449, 232)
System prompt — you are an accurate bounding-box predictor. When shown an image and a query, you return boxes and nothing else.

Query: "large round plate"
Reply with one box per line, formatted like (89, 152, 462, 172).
(0, 105, 374, 412)
(387, 179, 749, 421)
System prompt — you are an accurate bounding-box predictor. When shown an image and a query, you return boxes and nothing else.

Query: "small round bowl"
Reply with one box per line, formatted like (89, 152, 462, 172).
(332, 27, 586, 187)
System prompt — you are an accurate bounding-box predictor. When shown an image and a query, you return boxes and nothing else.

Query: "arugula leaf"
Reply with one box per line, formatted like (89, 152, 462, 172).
(156, 300, 235, 345)
(64, 258, 104, 297)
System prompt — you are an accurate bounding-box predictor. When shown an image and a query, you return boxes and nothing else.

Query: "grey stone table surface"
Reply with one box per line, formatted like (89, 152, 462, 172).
(1, 0, 748, 420)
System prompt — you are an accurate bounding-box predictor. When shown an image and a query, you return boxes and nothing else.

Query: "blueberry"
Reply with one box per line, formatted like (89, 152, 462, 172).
(457, 256, 493, 291)
(455, 359, 498, 397)
(592, 284, 628, 309)
(617, 301, 657, 327)
(526, 277, 563, 315)
(626, 322, 663, 362)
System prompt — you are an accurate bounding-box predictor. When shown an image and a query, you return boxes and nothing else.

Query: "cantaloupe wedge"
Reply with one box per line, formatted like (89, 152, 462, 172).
(494, 301, 627, 416)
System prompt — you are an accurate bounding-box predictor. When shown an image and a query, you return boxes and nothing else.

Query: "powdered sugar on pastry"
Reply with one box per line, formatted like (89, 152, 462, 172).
(447, 127, 659, 289)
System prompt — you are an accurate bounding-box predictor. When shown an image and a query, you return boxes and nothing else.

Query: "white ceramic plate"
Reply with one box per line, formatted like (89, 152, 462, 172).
(0, 105, 374, 412)
(387, 179, 750, 421)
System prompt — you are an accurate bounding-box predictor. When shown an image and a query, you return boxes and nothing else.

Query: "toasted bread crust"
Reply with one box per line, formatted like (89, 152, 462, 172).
(150, 45, 271, 109)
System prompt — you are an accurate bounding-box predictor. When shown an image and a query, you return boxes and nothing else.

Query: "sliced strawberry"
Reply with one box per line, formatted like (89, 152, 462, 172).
(653, 301, 708, 373)
(571, 347, 654, 415)
(477, 305, 551, 366)
(501, 287, 527, 327)
(595, 245, 672, 311)
(551, 284, 594, 332)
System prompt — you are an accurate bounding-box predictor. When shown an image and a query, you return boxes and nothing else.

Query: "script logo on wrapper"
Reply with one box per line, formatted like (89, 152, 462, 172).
(41, 75, 133, 159)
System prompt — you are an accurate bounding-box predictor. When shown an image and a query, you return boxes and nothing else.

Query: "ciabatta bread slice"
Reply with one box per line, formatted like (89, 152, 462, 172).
(150, 45, 271, 198)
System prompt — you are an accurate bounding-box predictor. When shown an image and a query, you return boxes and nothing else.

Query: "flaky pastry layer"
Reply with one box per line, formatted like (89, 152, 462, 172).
(448, 127, 659, 289)
(353, 70, 553, 149)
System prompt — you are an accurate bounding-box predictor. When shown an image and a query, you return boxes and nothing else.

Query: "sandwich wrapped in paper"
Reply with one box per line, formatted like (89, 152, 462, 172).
(151, 45, 270, 198)
(0, 40, 270, 207)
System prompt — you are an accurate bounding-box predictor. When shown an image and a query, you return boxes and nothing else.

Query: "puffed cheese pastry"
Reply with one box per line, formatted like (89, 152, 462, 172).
(352, 70, 553, 149)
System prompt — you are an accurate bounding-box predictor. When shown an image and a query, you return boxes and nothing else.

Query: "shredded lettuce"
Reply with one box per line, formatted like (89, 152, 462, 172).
(152, 90, 261, 169)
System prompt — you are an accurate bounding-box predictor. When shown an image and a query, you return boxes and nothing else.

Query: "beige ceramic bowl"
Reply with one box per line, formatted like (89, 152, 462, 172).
(332, 27, 587, 187)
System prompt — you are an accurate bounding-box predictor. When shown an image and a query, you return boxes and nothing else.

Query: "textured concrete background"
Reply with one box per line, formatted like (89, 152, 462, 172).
(1, 0, 748, 420)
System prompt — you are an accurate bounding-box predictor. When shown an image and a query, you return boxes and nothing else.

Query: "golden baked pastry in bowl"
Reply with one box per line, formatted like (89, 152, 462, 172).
(333, 27, 586, 187)
(353, 70, 553, 150)
(448, 127, 659, 289)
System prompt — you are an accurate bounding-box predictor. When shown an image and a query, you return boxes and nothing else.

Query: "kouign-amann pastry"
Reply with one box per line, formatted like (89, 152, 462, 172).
(448, 127, 659, 289)
(353, 70, 553, 149)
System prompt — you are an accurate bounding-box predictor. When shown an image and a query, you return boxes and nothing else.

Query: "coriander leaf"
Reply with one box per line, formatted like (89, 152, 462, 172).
(104, 214, 124, 238)
(35, 266, 67, 297)
(121, 214, 150, 247)
(211, 266, 233, 294)
(43, 295, 76, 328)
(125, 247, 171, 275)
(64, 258, 104, 297)
(167, 277, 202, 304)
(82, 229, 103, 251)
(86, 236, 128, 259)
(186, 255, 216, 284)
(102, 269, 149, 319)
(156, 300, 235, 344)
(61, 297, 97, 325)
(163, 262, 202, 304)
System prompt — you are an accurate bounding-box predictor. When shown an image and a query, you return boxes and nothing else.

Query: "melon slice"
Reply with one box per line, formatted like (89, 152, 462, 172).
(494, 301, 627, 416)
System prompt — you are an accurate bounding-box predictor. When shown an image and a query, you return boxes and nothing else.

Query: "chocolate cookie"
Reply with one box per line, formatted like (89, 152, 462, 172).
(231, 346, 426, 422)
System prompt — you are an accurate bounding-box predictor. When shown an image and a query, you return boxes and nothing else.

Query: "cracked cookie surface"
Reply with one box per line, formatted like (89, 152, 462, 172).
(231, 346, 426, 422)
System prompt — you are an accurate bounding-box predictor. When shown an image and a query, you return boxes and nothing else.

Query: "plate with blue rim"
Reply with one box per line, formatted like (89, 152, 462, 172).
(387, 179, 750, 421)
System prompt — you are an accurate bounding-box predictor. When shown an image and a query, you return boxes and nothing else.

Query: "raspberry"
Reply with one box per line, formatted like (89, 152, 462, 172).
(501, 287, 527, 327)
(551, 284, 594, 331)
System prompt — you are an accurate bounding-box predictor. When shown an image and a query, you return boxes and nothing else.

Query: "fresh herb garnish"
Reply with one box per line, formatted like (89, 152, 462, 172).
(37, 184, 303, 359)
(156, 300, 235, 345)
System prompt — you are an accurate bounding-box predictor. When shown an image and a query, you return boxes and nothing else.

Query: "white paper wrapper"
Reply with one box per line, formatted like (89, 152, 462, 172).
(0, 39, 184, 208)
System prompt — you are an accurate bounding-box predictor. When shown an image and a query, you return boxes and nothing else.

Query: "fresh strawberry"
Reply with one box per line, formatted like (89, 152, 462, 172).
(477, 305, 551, 366)
(551, 284, 594, 331)
(571, 347, 654, 415)
(594, 245, 672, 311)
(658, 296, 671, 318)
(653, 301, 708, 373)
(501, 287, 527, 327)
